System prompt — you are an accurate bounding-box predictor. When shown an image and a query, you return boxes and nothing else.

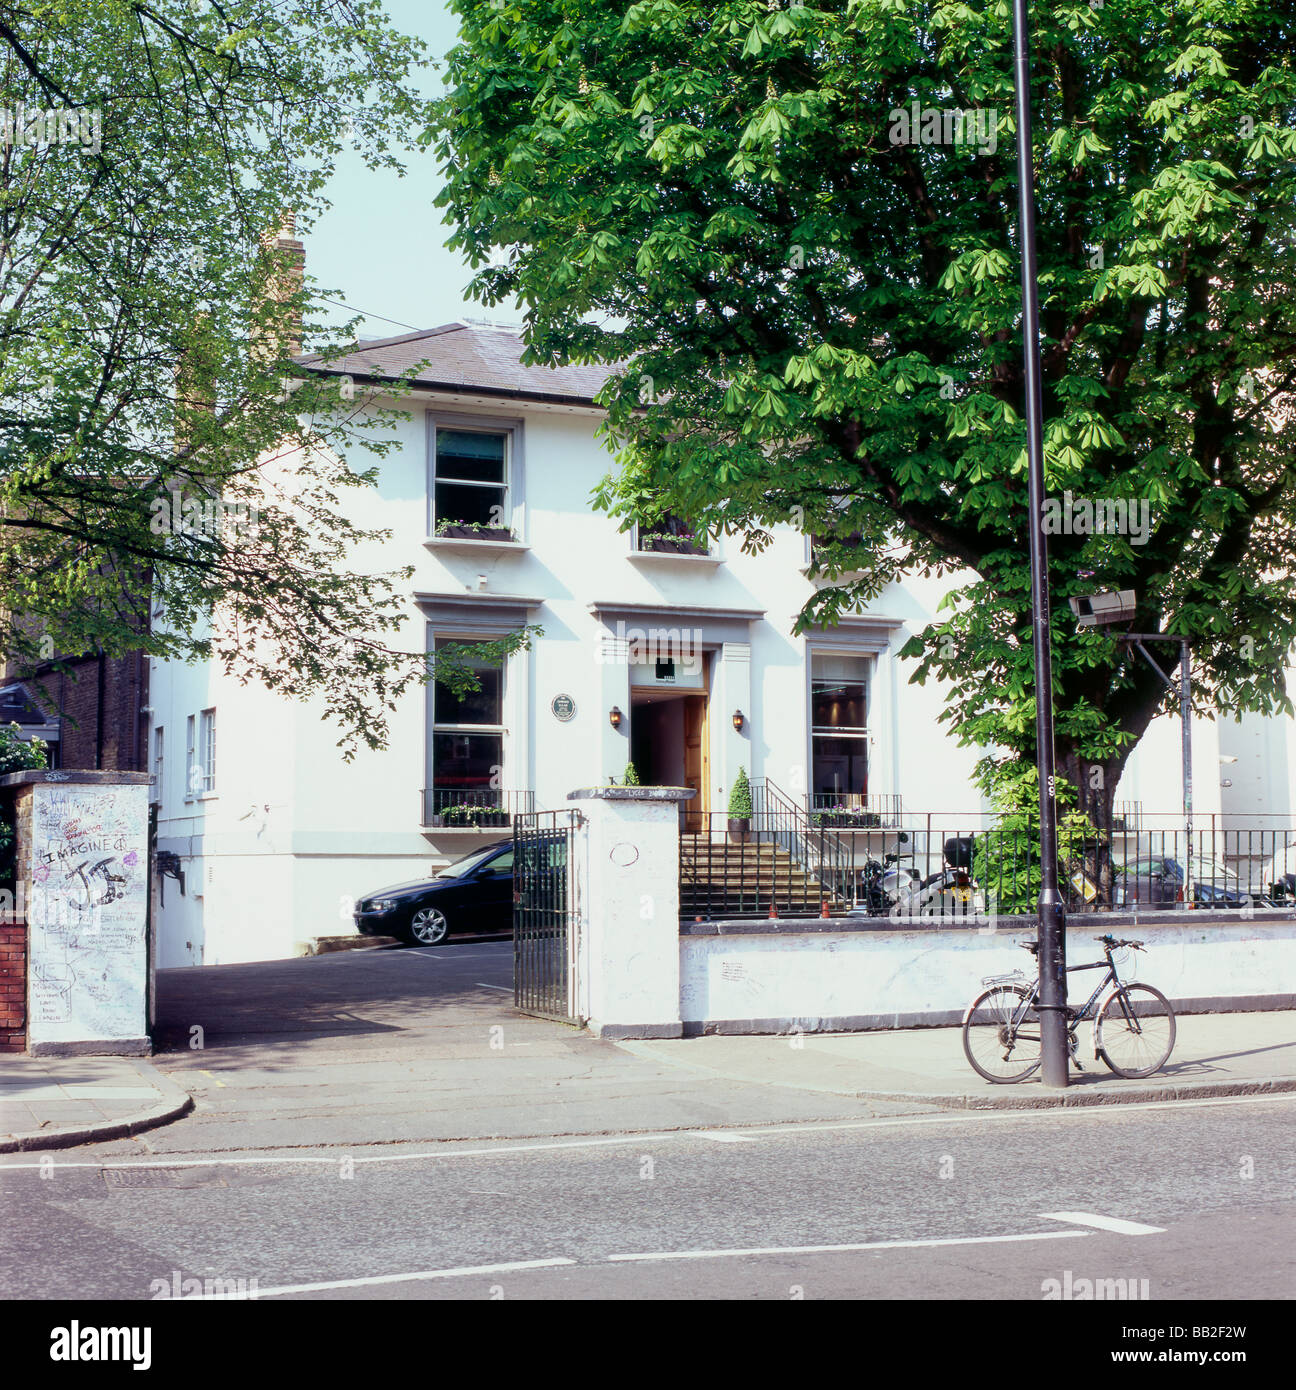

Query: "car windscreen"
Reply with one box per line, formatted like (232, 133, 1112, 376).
(435, 845, 506, 879)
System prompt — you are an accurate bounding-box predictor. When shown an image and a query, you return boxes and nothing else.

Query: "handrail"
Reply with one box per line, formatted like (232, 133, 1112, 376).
(754, 778, 856, 908)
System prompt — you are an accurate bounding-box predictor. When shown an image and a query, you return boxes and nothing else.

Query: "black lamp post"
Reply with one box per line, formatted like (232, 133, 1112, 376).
(1010, 0, 1069, 1087)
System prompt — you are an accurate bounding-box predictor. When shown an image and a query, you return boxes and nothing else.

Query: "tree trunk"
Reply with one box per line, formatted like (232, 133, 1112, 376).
(1059, 749, 1122, 909)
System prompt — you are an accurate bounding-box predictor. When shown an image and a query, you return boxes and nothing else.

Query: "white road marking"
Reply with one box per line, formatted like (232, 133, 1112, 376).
(0, 1134, 677, 1172)
(1041, 1211, 1165, 1235)
(475, 983, 511, 992)
(0, 1090, 1289, 1174)
(406, 948, 508, 961)
(692, 1130, 759, 1142)
(198, 1257, 575, 1299)
(608, 1230, 1091, 1263)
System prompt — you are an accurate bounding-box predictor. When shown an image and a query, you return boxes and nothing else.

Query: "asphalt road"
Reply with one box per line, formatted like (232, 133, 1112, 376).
(4, 940, 1293, 1305)
(2, 1094, 1292, 1301)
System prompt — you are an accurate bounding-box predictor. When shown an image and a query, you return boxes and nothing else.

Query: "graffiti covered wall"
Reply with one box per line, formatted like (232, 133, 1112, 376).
(26, 779, 149, 1051)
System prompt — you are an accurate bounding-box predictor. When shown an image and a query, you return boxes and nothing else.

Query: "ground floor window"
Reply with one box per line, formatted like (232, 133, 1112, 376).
(811, 653, 871, 805)
(429, 638, 505, 821)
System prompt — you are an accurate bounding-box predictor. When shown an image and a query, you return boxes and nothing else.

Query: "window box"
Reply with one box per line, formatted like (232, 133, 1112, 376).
(434, 521, 516, 543)
(812, 809, 882, 829)
(639, 533, 707, 556)
(432, 803, 512, 829)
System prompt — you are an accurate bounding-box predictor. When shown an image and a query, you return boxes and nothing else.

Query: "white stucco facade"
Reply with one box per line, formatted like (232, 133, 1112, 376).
(147, 325, 1296, 966)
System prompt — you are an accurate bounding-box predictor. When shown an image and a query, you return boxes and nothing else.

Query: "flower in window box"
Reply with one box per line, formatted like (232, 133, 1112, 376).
(638, 530, 706, 555)
(435, 519, 515, 542)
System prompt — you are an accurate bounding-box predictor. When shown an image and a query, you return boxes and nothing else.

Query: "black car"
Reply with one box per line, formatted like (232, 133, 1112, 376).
(354, 841, 515, 946)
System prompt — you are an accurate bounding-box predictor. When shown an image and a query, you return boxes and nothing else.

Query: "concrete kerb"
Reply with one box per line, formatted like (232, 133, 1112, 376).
(0, 1064, 194, 1153)
(844, 1074, 1296, 1112)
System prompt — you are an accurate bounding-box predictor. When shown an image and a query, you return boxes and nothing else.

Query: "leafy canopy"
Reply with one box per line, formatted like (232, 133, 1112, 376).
(0, 0, 521, 753)
(431, 0, 1296, 809)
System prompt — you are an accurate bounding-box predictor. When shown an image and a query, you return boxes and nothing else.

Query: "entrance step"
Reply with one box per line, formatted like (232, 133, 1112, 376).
(680, 839, 848, 917)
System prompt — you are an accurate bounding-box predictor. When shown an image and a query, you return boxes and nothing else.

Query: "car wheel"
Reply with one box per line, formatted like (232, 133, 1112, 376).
(406, 906, 450, 946)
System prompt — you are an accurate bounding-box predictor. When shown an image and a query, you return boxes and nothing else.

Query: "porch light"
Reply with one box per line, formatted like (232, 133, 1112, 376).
(609, 706, 623, 729)
(732, 709, 744, 732)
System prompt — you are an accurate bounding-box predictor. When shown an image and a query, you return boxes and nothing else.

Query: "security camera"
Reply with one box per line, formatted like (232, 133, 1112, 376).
(1070, 590, 1136, 627)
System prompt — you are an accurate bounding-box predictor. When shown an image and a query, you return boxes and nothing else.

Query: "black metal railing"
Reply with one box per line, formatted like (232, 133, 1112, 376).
(422, 788, 535, 828)
(679, 804, 1296, 921)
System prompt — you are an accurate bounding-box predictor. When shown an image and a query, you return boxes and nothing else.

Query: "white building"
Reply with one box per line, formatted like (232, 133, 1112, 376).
(147, 322, 1293, 965)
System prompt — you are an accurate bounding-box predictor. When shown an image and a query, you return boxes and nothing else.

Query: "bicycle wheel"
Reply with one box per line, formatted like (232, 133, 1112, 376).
(1096, 984, 1176, 1078)
(962, 985, 1042, 1083)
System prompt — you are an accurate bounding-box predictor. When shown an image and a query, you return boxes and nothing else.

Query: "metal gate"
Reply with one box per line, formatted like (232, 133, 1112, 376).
(513, 809, 582, 1022)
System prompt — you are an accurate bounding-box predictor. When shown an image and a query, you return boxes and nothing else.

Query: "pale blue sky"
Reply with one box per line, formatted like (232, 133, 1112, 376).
(308, 0, 515, 343)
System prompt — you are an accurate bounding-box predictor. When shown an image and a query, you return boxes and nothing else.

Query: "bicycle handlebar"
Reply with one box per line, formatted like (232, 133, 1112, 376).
(1095, 934, 1145, 951)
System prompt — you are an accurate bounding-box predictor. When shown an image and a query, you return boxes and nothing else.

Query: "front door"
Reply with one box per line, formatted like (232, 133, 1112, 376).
(682, 692, 709, 832)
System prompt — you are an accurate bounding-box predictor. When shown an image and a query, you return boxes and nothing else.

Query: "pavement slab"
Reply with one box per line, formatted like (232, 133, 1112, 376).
(0, 1056, 193, 1152)
(623, 1009, 1296, 1109)
(5, 942, 1294, 1153)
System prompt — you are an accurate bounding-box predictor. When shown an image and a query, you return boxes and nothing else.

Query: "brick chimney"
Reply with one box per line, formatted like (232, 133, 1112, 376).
(258, 210, 305, 359)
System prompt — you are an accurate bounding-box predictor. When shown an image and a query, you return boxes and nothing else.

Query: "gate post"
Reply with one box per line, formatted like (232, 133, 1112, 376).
(567, 786, 693, 1039)
(3, 771, 152, 1056)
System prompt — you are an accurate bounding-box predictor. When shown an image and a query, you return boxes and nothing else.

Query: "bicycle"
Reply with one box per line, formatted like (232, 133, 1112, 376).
(961, 934, 1176, 1083)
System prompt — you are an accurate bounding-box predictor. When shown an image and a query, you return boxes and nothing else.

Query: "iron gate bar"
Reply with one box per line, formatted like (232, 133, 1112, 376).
(513, 809, 581, 1022)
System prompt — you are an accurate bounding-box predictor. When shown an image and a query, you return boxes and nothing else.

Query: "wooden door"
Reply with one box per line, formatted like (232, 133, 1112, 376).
(682, 692, 709, 833)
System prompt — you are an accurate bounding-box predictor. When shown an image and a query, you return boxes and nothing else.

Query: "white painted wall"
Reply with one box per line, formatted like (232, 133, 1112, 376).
(150, 379, 997, 964)
(147, 348, 1296, 966)
(679, 921, 1296, 1031)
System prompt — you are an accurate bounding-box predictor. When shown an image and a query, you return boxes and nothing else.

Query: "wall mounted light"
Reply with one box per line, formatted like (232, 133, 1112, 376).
(609, 706, 624, 729)
(732, 709, 744, 732)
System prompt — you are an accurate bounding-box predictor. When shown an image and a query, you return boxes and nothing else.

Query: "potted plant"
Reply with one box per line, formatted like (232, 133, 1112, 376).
(727, 767, 752, 842)
(435, 518, 515, 543)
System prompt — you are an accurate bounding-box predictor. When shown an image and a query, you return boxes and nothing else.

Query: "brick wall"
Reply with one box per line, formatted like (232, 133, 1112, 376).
(0, 786, 30, 1051)
(0, 918, 25, 1052)
(6, 653, 149, 772)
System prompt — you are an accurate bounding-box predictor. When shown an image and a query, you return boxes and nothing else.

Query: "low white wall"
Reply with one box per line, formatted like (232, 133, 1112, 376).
(678, 918, 1296, 1034)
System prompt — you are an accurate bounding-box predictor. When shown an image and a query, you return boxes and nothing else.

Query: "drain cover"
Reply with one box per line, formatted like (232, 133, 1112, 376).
(102, 1167, 227, 1190)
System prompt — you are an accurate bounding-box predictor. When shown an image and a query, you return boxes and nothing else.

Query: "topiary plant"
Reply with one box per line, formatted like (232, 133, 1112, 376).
(728, 766, 752, 820)
(622, 761, 640, 786)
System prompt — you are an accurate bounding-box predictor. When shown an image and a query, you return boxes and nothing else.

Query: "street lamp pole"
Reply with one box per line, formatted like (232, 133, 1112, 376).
(1010, 0, 1068, 1086)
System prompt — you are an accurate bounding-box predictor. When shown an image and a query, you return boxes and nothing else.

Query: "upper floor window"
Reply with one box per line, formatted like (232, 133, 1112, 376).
(809, 525, 866, 568)
(151, 727, 163, 805)
(635, 509, 708, 556)
(198, 708, 216, 795)
(432, 427, 512, 538)
(185, 715, 196, 800)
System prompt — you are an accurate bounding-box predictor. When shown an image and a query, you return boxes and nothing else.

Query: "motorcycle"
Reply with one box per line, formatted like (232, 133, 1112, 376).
(887, 836, 986, 920)
(853, 852, 921, 917)
(853, 837, 986, 921)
